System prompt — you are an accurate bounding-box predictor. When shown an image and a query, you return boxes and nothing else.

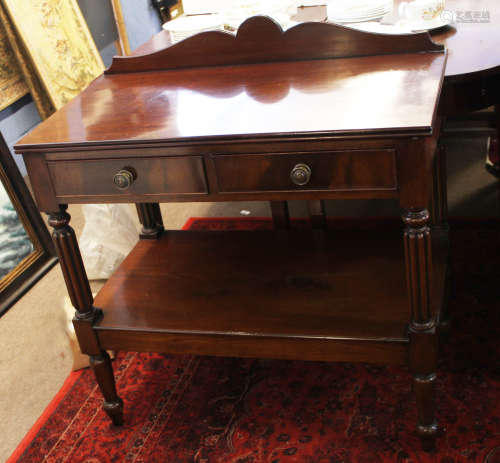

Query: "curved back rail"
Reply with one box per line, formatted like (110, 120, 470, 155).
(106, 15, 444, 74)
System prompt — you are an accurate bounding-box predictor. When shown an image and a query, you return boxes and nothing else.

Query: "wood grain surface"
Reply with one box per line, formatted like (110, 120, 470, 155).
(213, 150, 397, 193)
(106, 15, 442, 74)
(94, 228, 447, 364)
(15, 17, 446, 152)
(15, 53, 445, 150)
(19, 17, 450, 446)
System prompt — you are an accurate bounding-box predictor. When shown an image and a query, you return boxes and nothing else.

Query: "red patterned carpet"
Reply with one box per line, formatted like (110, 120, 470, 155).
(8, 218, 500, 463)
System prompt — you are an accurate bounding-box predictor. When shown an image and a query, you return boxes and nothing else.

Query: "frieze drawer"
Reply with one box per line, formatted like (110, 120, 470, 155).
(48, 156, 207, 198)
(214, 150, 397, 193)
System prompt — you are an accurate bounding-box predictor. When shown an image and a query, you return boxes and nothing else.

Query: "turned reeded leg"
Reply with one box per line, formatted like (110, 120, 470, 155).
(89, 352, 124, 425)
(308, 200, 327, 229)
(403, 209, 438, 450)
(136, 203, 164, 239)
(270, 201, 290, 229)
(48, 205, 123, 425)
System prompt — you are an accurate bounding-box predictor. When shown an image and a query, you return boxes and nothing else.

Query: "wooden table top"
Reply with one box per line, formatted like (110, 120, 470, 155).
(16, 54, 445, 150)
(15, 17, 446, 151)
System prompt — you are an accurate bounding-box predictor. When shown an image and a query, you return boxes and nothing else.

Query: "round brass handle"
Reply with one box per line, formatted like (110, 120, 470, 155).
(113, 169, 135, 190)
(290, 163, 312, 186)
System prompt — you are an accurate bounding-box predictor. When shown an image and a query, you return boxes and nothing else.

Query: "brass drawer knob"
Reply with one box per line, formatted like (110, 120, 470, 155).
(290, 163, 312, 186)
(113, 168, 135, 190)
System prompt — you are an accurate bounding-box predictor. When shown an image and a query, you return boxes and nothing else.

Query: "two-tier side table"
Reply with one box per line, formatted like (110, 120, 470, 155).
(16, 18, 448, 450)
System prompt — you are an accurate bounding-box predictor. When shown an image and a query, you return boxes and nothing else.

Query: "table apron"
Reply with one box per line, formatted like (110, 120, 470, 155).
(23, 136, 440, 212)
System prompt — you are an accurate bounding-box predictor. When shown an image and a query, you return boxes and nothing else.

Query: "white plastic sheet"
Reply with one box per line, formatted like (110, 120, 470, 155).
(80, 204, 139, 280)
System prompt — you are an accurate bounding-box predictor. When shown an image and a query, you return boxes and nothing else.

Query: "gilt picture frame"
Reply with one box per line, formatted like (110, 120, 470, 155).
(0, 0, 104, 110)
(0, 20, 29, 111)
(0, 132, 57, 317)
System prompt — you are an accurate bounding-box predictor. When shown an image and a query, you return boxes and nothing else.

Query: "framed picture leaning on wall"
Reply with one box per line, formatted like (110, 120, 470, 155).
(0, 132, 57, 317)
(0, 0, 104, 111)
(0, 18, 29, 111)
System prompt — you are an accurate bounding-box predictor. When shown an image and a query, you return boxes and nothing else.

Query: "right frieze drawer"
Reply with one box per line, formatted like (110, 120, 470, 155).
(214, 150, 397, 193)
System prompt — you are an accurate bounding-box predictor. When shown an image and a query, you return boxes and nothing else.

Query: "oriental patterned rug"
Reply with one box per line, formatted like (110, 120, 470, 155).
(8, 218, 500, 463)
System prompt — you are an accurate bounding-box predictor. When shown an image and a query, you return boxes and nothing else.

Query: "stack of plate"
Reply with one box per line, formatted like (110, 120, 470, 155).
(162, 14, 225, 43)
(223, 11, 298, 32)
(327, 0, 393, 23)
(222, 1, 299, 31)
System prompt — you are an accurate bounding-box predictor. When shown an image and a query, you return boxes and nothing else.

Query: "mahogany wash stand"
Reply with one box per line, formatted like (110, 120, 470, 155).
(16, 18, 449, 450)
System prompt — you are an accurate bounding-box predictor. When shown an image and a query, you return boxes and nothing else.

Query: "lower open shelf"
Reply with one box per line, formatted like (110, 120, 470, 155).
(94, 227, 448, 364)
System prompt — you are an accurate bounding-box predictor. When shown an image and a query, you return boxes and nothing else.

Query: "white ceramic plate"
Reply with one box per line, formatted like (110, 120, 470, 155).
(329, 11, 392, 23)
(329, 6, 391, 15)
(336, 16, 452, 34)
(162, 14, 225, 43)
(223, 12, 298, 31)
(408, 16, 453, 31)
(162, 14, 223, 31)
(329, 10, 390, 19)
(328, 1, 391, 13)
(327, 1, 392, 23)
(329, 0, 392, 10)
(342, 20, 413, 34)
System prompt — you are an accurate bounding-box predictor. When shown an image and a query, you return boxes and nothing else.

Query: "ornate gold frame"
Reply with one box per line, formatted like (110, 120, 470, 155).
(0, 132, 57, 316)
(0, 20, 29, 111)
(0, 2, 54, 119)
(0, 0, 104, 112)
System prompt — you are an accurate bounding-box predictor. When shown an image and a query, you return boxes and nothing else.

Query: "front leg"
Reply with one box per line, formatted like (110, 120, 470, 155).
(403, 209, 438, 450)
(89, 352, 124, 425)
(49, 205, 123, 425)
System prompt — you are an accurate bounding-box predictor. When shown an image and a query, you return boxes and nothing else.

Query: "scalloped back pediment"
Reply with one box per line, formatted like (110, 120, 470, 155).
(106, 16, 444, 74)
